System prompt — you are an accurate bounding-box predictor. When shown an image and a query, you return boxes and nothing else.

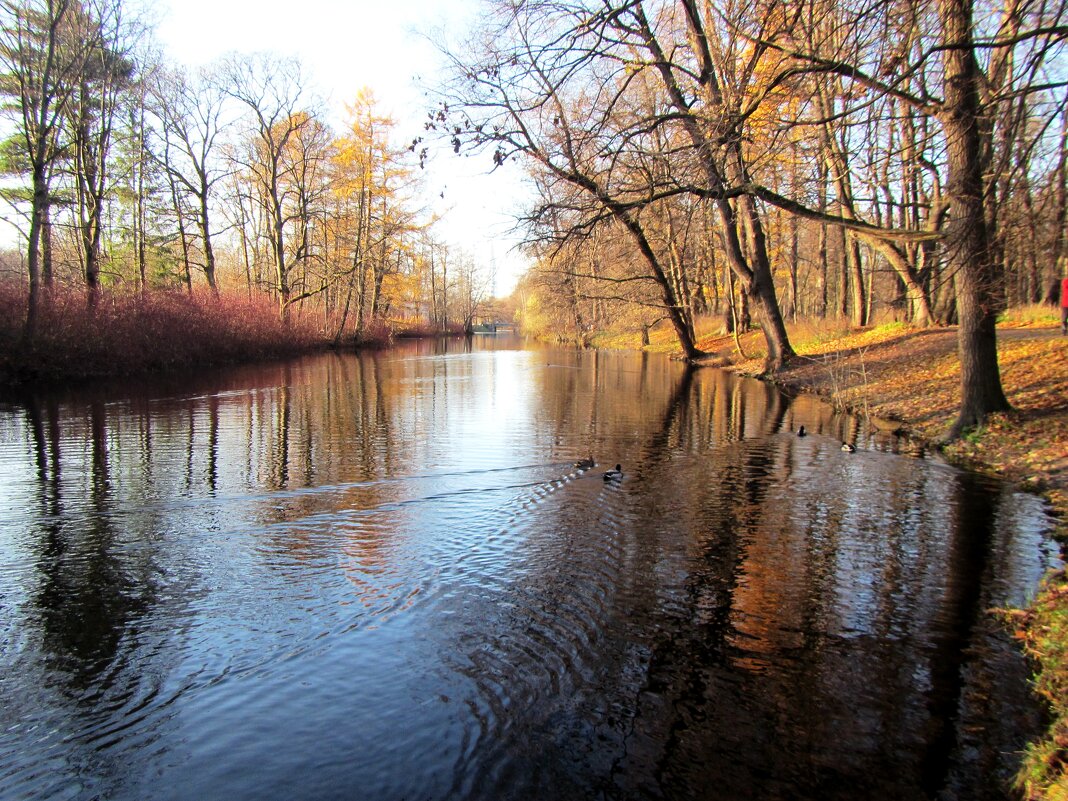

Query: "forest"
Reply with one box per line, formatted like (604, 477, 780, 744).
(0, 0, 497, 373)
(436, 0, 1067, 438)
(2, 0, 1066, 435)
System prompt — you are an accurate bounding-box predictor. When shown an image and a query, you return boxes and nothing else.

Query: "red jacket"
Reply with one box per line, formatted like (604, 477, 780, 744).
(1063, 277, 1068, 308)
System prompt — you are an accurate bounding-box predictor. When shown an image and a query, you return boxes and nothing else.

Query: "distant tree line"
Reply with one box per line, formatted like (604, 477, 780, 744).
(0, 0, 493, 346)
(436, 0, 1067, 438)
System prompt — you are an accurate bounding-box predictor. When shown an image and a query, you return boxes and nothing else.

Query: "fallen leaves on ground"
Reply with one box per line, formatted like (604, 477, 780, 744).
(697, 323, 1067, 500)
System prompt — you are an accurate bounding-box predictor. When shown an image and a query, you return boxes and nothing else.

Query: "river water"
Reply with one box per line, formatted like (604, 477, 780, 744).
(0, 337, 1059, 801)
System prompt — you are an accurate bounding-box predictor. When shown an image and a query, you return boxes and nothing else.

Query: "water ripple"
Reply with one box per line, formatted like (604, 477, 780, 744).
(0, 345, 1058, 801)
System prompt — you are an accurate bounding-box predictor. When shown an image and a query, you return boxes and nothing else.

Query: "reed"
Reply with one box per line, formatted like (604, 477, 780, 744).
(0, 284, 328, 384)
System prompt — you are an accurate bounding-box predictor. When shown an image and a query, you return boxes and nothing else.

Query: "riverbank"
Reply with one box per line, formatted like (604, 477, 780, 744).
(694, 318, 1066, 506)
(688, 313, 1067, 800)
(0, 288, 326, 385)
(0, 286, 438, 387)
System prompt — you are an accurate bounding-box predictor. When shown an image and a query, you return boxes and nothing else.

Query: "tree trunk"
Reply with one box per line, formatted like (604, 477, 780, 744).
(272, 193, 289, 319)
(617, 211, 701, 360)
(23, 172, 47, 341)
(42, 201, 53, 291)
(441, 252, 448, 332)
(169, 175, 193, 294)
(1053, 115, 1068, 280)
(237, 196, 253, 299)
(200, 194, 218, 294)
(940, 0, 1011, 438)
(858, 234, 934, 326)
(85, 234, 100, 306)
(370, 225, 398, 324)
(737, 188, 793, 370)
(79, 131, 102, 308)
(847, 236, 866, 326)
(788, 204, 799, 320)
(817, 163, 829, 318)
(135, 172, 147, 294)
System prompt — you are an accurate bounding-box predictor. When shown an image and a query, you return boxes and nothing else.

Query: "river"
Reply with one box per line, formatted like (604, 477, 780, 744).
(0, 336, 1059, 800)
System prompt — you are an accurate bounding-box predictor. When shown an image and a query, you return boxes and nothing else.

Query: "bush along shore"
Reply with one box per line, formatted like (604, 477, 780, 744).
(690, 312, 1068, 801)
(0, 287, 326, 385)
(0, 285, 463, 387)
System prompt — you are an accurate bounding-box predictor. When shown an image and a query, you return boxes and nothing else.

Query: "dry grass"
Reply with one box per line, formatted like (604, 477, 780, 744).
(1003, 303, 1063, 328)
(0, 284, 329, 384)
(1012, 579, 1068, 801)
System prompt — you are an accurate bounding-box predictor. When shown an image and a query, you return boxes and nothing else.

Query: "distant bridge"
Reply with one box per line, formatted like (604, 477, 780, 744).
(469, 321, 516, 334)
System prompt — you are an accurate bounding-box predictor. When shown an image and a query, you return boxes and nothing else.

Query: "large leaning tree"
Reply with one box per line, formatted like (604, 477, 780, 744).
(435, 0, 798, 367)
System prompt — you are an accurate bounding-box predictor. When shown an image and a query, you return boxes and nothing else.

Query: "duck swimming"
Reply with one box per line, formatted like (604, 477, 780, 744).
(602, 464, 623, 481)
(574, 457, 596, 470)
(797, 425, 807, 437)
(841, 442, 856, 452)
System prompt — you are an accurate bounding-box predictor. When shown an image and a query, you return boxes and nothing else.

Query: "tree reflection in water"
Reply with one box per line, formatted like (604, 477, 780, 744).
(0, 339, 1058, 801)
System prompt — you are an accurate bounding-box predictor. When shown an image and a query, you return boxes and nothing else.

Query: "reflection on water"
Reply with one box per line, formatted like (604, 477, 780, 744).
(0, 337, 1059, 800)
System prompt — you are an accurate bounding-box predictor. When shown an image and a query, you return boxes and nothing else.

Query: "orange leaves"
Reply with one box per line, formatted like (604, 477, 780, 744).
(715, 319, 1068, 501)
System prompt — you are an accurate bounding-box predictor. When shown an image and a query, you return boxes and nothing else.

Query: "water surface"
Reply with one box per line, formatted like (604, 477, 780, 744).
(0, 338, 1058, 800)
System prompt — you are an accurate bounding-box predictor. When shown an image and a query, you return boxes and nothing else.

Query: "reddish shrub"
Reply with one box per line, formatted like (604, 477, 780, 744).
(0, 284, 329, 385)
(352, 318, 394, 348)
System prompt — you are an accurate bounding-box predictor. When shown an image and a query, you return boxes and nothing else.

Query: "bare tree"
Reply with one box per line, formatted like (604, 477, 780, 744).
(279, 110, 332, 308)
(65, 0, 134, 305)
(436, 3, 697, 358)
(119, 53, 155, 293)
(455, 251, 491, 333)
(0, 0, 91, 334)
(634, 0, 796, 369)
(223, 53, 320, 319)
(151, 62, 231, 294)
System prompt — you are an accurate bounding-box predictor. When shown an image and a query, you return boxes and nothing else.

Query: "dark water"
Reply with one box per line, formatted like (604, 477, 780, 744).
(0, 337, 1059, 801)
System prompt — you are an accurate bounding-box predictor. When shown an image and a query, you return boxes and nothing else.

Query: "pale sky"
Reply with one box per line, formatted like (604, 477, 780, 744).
(153, 0, 531, 296)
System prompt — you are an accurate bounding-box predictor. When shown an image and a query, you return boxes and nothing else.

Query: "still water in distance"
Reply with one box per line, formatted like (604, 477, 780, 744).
(0, 337, 1060, 801)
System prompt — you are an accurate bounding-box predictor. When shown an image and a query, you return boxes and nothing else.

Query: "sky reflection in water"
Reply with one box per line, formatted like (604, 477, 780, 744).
(0, 337, 1059, 801)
